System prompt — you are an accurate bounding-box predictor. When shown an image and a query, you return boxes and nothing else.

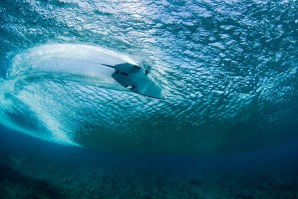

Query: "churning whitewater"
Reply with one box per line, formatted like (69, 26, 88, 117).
(0, 44, 165, 146)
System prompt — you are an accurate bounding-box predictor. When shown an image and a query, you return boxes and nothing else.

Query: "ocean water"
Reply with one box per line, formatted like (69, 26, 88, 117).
(0, 0, 298, 198)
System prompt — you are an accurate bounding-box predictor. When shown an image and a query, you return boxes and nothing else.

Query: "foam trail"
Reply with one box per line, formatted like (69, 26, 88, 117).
(1, 44, 140, 146)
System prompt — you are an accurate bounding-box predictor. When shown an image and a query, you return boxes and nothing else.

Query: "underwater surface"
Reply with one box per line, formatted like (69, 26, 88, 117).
(0, 0, 298, 198)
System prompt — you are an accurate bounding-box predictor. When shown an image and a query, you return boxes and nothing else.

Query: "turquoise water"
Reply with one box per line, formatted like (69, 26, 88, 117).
(0, 0, 298, 198)
(0, 0, 297, 153)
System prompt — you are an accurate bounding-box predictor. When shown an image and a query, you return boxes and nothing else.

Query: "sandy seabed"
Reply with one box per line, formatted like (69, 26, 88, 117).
(0, 144, 298, 199)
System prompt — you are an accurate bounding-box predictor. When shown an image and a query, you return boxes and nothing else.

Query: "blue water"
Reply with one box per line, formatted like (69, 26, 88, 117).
(0, 0, 298, 198)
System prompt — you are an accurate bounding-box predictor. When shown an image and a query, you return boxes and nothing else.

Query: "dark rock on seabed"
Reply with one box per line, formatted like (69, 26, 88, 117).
(0, 164, 64, 199)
